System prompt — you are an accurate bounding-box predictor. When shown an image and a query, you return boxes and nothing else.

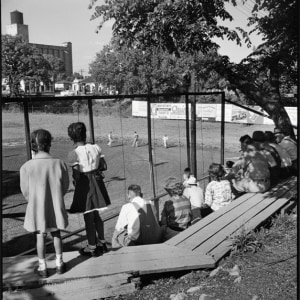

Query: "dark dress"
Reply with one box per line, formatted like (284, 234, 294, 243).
(68, 144, 111, 214)
(69, 171, 111, 213)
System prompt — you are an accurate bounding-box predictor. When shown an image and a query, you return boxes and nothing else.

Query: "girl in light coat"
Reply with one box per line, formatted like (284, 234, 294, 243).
(20, 129, 69, 278)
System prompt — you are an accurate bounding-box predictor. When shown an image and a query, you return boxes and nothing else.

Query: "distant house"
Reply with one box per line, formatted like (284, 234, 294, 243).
(55, 80, 72, 91)
(81, 77, 97, 94)
(72, 78, 83, 93)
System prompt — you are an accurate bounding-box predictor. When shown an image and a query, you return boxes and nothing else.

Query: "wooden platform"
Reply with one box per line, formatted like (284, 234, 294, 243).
(3, 176, 297, 299)
(166, 176, 297, 262)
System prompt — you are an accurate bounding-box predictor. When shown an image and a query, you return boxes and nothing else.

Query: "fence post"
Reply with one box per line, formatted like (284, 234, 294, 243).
(147, 97, 158, 218)
(23, 100, 32, 160)
(190, 97, 197, 178)
(185, 94, 190, 169)
(87, 99, 95, 144)
(221, 92, 225, 165)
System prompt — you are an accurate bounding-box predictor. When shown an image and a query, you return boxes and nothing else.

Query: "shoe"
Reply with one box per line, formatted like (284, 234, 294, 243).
(34, 267, 48, 278)
(97, 242, 108, 253)
(56, 262, 66, 274)
(79, 246, 100, 257)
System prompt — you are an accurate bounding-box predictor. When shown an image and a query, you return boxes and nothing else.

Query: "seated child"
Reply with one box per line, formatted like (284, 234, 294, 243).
(161, 177, 192, 241)
(201, 163, 233, 218)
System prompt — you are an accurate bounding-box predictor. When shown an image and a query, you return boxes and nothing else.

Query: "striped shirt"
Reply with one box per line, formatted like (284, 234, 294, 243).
(161, 195, 192, 230)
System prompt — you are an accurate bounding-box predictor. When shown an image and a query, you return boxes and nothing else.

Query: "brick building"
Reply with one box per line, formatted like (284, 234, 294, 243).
(5, 10, 73, 79)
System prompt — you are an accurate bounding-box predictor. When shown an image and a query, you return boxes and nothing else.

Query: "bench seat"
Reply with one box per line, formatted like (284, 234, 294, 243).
(165, 176, 297, 262)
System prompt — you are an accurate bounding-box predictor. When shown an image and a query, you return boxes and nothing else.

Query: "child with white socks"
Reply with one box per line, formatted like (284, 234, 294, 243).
(20, 129, 69, 278)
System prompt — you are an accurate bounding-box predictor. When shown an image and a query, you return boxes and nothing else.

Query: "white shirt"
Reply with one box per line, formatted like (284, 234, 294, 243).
(115, 196, 152, 241)
(183, 185, 204, 207)
(68, 144, 102, 173)
(163, 136, 168, 142)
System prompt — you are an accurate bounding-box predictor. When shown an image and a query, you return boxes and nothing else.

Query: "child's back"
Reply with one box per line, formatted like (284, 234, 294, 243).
(204, 179, 232, 211)
(20, 152, 69, 232)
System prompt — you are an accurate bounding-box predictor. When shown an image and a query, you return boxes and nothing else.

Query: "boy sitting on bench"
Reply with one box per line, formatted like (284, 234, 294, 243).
(112, 184, 162, 248)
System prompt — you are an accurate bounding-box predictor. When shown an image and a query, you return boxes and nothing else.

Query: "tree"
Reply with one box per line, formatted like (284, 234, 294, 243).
(89, 0, 297, 136)
(1, 35, 53, 96)
(43, 54, 66, 82)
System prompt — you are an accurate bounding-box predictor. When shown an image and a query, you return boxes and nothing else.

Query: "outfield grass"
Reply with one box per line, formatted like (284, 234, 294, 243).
(2, 112, 275, 152)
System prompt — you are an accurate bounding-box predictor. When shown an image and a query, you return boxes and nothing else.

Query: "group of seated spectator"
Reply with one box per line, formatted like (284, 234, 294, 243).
(112, 127, 297, 249)
(227, 128, 297, 195)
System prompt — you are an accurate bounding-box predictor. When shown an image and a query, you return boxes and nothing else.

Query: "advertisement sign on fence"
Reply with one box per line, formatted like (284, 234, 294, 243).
(132, 101, 297, 126)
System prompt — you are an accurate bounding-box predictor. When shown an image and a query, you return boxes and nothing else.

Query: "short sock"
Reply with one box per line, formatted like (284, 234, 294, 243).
(56, 254, 63, 266)
(88, 244, 96, 250)
(98, 239, 106, 245)
(38, 258, 46, 271)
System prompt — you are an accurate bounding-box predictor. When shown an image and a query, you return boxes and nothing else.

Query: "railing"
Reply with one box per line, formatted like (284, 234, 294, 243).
(15, 175, 209, 257)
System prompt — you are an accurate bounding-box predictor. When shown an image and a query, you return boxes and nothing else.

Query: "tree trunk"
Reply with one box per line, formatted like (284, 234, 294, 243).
(226, 69, 296, 139)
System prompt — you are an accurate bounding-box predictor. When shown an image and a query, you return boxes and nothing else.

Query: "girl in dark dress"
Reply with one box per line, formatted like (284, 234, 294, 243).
(67, 122, 111, 256)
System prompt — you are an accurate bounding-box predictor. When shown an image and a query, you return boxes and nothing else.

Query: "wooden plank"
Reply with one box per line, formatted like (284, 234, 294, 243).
(3, 245, 215, 288)
(3, 274, 136, 300)
(173, 179, 296, 253)
(166, 177, 296, 247)
(281, 200, 297, 216)
(193, 190, 293, 255)
(166, 192, 257, 246)
(209, 194, 296, 262)
(176, 193, 264, 251)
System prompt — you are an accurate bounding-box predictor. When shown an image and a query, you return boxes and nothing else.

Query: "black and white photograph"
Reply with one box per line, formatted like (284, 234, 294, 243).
(2, 0, 298, 299)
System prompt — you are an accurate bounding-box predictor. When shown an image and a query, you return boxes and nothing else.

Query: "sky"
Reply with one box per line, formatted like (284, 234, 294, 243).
(1, 0, 264, 77)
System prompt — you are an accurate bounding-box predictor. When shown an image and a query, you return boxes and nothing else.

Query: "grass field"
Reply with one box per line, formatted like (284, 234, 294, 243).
(2, 111, 276, 256)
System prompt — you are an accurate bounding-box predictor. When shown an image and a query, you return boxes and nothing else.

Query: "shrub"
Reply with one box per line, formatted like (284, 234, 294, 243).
(229, 227, 264, 255)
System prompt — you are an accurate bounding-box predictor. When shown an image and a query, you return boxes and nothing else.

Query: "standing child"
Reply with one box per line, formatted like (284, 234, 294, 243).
(20, 129, 69, 278)
(201, 163, 232, 217)
(67, 122, 111, 257)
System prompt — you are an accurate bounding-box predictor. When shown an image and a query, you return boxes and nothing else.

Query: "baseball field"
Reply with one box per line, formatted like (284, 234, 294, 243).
(2, 111, 275, 256)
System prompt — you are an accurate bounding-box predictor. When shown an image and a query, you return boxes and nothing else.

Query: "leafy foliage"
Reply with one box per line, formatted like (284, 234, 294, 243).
(1, 35, 61, 96)
(230, 228, 264, 254)
(89, 0, 250, 56)
(89, 40, 234, 100)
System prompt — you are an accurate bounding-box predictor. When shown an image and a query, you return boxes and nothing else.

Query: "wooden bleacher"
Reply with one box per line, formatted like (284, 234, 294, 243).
(3, 176, 297, 300)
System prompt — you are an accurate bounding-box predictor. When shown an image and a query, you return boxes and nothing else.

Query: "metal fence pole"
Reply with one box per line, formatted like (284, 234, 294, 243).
(221, 92, 225, 165)
(23, 101, 32, 160)
(185, 94, 190, 169)
(87, 99, 95, 144)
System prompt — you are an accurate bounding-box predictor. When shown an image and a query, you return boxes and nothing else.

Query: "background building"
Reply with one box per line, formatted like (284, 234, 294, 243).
(5, 10, 73, 77)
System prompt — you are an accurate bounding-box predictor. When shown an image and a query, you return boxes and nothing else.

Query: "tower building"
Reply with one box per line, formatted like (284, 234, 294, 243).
(5, 11, 73, 77)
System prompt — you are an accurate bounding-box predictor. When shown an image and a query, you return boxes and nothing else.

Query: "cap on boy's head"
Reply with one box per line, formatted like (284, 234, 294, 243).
(264, 131, 275, 142)
(274, 127, 287, 135)
(128, 184, 142, 195)
(252, 131, 265, 142)
(164, 177, 184, 196)
(31, 129, 52, 153)
(184, 167, 191, 173)
(186, 176, 197, 185)
(208, 163, 225, 178)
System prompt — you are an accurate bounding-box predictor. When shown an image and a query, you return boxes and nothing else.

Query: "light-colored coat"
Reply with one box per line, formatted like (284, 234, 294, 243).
(20, 152, 69, 232)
